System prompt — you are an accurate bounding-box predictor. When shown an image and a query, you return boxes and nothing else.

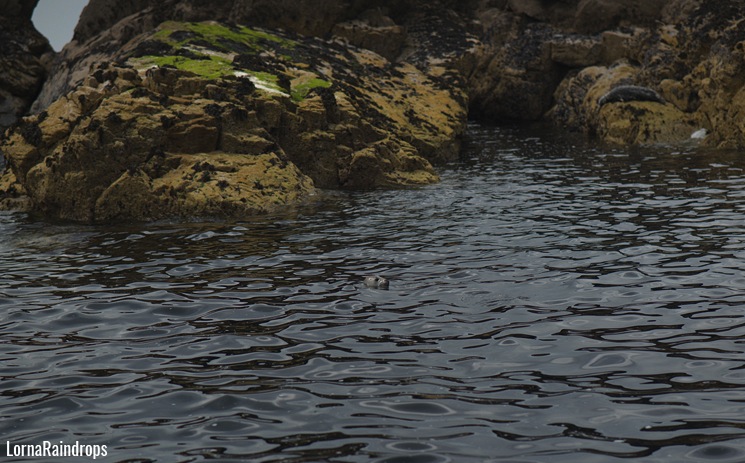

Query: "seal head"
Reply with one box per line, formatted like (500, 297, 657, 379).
(364, 275, 389, 289)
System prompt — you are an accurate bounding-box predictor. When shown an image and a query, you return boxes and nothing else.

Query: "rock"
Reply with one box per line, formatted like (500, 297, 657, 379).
(0, 167, 30, 211)
(660, 0, 700, 24)
(472, 0, 676, 118)
(468, 20, 563, 121)
(9, 0, 745, 219)
(32, 0, 349, 113)
(573, 0, 668, 34)
(507, 0, 546, 21)
(600, 30, 637, 64)
(548, 65, 612, 131)
(549, 35, 602, 68)
(3, 63, 318, 222)
(332, 8, 407, 62)
(0, 0, 53, 207)
(577, 1, 745, 148)
(2, 18, 465, 222)
(94, 152, 313, 222)
(596, 102, 695, 145)
(0, 0, 53, 128)
(506, 0, 576, 26)
(549, 62, 698, 145)
(0, 0, 37, 18)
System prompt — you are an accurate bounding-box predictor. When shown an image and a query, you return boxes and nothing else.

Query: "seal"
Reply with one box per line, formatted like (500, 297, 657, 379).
(364, 275, 389, 289)
(598, 85, 666, 106)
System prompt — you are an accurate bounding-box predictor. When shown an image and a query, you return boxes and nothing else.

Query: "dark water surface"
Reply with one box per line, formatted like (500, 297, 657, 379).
(4, 123, 745, 462)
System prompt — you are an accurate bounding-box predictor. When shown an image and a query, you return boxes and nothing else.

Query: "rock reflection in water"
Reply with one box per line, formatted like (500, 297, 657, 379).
(3, 123, 745, 462)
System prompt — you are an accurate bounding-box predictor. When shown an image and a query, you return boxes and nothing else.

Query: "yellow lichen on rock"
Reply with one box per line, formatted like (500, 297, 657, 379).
(596, 102, 695, 145)
(342, 139, 439, 189)
(549, 61, 699, 145)
(363, 61, 466, 164)
(95, 152, 314, 221)
(0, 168, 29, 211)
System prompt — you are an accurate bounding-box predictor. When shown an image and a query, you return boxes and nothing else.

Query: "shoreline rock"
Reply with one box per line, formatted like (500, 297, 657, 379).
(1, 19, 464, 222)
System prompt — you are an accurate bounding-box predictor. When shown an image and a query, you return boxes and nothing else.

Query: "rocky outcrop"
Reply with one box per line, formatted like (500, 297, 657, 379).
(5, 0, 745, 220)
(3, 65, 315, 222)
(548, 63, 697, 145)
(503, 0, 668, 33)
(468, 0, 745, 148)
(465, 0, 670, 122)
(32, 0, 477, 114)
(546, 1, 745, 147)
(32, 0, 356, 114)
(2, 20, 464, 222)
(0, 0, 53, 128)
(657, 2, 745, 148)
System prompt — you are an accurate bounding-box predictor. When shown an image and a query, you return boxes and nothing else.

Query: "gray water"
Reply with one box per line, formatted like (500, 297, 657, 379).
(3, 123, 745, 462)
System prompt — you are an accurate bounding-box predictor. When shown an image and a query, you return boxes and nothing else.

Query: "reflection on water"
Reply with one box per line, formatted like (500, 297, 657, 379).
(3, 123, 745, 462)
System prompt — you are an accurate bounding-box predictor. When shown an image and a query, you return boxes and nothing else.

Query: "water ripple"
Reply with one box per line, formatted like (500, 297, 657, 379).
(4, 124, 745, 461)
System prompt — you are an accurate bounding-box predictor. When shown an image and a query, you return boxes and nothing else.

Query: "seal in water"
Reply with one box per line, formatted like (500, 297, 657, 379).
(598, 85, 665, 106)
(364, 275, 389, 289)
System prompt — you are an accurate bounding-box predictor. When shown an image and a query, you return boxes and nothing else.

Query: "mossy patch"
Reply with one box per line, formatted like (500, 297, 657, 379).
(155, 21, 296, 53)
(291, 77, 332, 102)
(129, 21, 308, 94)
(131, 53, 292, 96)
(134, 54, 235, 79)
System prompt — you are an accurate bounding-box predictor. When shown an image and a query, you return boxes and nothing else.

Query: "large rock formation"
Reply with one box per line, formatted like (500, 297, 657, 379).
(545, 0, 745, 147)
(466, 0, 745, 148)
(31, 0, 478, 115)
(32, 0, 353, 113)
(0, 0, 53, 128)
(465, 0, 668, 122)
(2, 17, 466, 221)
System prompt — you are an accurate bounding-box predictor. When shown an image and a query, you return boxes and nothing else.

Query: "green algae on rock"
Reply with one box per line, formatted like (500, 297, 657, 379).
(290, 77, 332, 102)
